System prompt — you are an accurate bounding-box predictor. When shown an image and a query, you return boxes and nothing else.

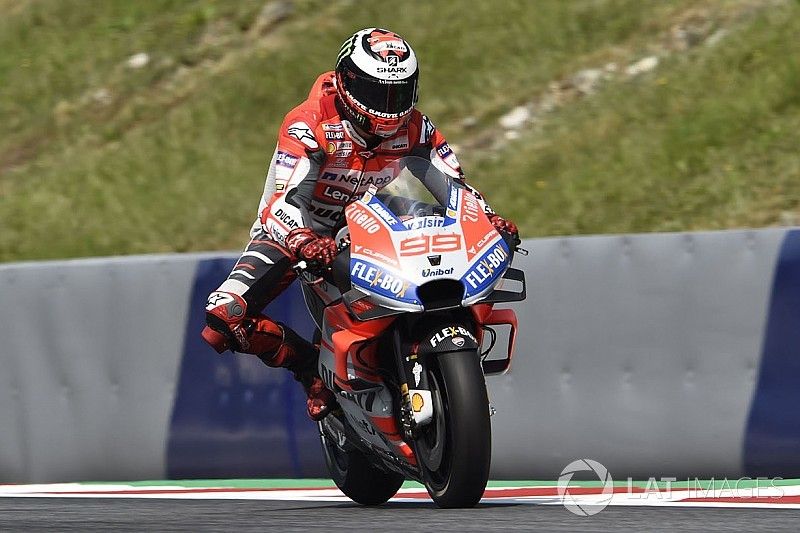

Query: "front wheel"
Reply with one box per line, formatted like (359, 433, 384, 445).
(415, 350, 491, 508)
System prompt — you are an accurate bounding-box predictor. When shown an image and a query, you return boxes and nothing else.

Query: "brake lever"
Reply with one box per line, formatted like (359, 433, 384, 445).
(292, 259, 309, 274)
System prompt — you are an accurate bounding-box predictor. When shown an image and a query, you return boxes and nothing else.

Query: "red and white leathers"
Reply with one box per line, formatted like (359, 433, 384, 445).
(203, 72, 505, 421)
(255, 72, 492, 244)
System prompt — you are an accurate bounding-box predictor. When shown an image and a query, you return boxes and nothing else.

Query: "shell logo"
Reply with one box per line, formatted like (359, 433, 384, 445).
(411, 393, 425, 412)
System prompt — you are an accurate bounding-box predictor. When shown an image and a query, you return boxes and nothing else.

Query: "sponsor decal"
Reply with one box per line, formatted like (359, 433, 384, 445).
(421, 267, 454, 278)
(275, 183, 285, 191)
(428, 255, 442, 266)
(206, 291, 234, 311)
(358, 246, 398, 267)
(430, 326, 477, 348)
(268, 226, 287, 244)
(325, 130, 345, 140)
(322, 185, 352, 204)
(322, 123, 343, 131)
(346, 203, 382, 234)
(351, 260, 412, 299)
(320, 171, 345, 182)
(381, 135, 409, 151)
(448, 187, 459, 210)
(436, 141, 461, 170)
(273, 208, 300, 230)
(452, 336, 465, 348)
(412, 362, 422, 386)
(476, 228, 498, 249)
(287, 122, 318, 149)
(443, 151, 461, 172)
(308, 204, 342, 222)
(374, 122, 398, 136)
(464, 243, 509, 291)
(337, 37, 356, 65)
(362, 174, 392, 187)
(329, 140, 353, 157)
(377, 66, 408, 75)
(461, 191, 481, 223)
(321, 171, 392, 188)
(390, 140, 409, 150)
(467, 228, 500, 258)
(403, 217, 444, 230)
(368, 198, 400, 226)
(411, 393, 424, 412)
(436, 141, 453, 159)
(275, 151, 299, 168)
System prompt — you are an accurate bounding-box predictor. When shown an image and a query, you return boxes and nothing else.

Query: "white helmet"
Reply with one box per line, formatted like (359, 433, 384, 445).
(335, 28, 419, 137)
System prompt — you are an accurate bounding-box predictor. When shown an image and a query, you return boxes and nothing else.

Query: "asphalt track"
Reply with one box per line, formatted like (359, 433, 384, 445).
(1, 498, 799, 532)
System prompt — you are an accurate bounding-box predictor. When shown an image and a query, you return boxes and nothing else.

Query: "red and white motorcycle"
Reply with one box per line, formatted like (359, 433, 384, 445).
(295, 157, 526, 508)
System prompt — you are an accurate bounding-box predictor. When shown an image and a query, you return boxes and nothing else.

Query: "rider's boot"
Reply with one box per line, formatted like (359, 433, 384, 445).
(260, 325, 337, 422)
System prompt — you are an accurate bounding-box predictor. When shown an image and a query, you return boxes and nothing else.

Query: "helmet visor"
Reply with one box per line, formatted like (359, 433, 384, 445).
(341, 70, 417, 117)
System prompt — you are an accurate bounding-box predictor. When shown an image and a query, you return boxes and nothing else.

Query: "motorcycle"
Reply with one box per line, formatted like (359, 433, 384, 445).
(294, 156, 526, 508)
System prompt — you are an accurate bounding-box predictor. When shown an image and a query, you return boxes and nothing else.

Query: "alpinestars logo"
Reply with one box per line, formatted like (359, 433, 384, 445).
(287, 122, 318, 149)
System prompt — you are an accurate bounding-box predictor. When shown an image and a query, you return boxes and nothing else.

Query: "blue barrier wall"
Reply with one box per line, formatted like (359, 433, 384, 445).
(744, 230, 800, 476)
(167, 257, 325, 478)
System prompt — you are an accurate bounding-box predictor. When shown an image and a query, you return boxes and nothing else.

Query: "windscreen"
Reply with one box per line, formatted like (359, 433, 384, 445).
(376, 157, 454, 220)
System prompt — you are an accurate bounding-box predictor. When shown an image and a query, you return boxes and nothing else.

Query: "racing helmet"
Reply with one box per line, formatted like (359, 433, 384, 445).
(335, 28, 419, 138)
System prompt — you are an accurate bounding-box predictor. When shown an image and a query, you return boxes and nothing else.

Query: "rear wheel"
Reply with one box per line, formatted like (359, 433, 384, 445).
(415, 350, 491, 508)
(321, 424, 405, 505)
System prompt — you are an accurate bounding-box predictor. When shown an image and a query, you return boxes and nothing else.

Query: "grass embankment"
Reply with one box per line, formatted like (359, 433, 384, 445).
(1, 0, 798, 261)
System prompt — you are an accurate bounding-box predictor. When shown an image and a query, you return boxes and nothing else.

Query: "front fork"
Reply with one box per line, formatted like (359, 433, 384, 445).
(392, 328, 435, 440)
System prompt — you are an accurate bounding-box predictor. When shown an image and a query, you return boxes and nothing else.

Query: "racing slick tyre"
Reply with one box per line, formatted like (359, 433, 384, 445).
(415, 350, 491, 508)
(321, 430, 405, 506)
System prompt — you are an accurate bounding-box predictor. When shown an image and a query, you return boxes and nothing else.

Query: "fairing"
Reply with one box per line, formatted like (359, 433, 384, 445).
(344, 157, 511, 312)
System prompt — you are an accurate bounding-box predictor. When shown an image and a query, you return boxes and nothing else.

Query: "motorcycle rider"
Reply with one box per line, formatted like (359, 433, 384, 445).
(201, 28, 519, 421)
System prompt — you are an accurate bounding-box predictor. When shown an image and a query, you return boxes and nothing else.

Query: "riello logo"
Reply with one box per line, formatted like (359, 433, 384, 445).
(421, 267, 454, 278)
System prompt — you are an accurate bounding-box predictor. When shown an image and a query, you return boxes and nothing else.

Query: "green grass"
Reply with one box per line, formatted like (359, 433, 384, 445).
(474, 1, 800, 236)
(1, 0, 798, 261)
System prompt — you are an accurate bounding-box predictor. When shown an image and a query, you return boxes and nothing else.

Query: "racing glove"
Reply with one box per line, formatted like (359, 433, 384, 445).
(488, 213, 520, 246)
(285, 227, 338, 266)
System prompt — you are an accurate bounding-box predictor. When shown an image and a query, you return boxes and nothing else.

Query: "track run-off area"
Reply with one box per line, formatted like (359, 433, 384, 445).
(2, 479, 800, 531)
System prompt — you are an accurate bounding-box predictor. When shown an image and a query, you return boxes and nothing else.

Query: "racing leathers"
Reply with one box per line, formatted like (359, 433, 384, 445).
(201, 72, 514, 421)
